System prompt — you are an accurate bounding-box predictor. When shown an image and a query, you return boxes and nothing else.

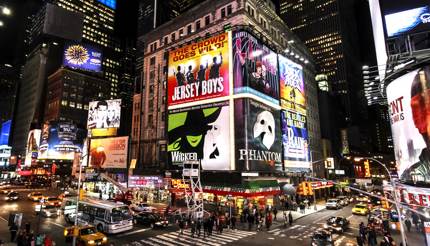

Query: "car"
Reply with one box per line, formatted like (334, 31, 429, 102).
(324, 216, 349, 233)
(58, 191, 77, 201)
(130, 203, 156, 213)
(28, 192, 44, 202)
(40, 205, 61, 217)
(336, 196, 349, 206)
(325, 199, 341, 210)
(0, 187, 12, 194)
(352, 203, 369, 215)
(311, 230, 334, 246)
(356, 194, 369, 203)
(132, 212, 169, 228)
(43, 196, 62, 207)
(5, 191, 19, 201)
(64, 225, 108, 245)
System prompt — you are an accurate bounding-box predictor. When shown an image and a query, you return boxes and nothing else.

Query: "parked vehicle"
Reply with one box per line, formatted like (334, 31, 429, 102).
(325, 199, 341, 210)
(132, 212, 169, 228)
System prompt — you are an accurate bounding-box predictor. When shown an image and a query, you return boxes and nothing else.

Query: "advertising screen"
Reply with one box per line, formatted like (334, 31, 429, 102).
(167, 32, 230, 106)
(63, 43, 102, 72)
(87, 99, 121, 129)
(385, 6, 430, 37)
(0, 120, 11, 146)
(282, 110, 309, 171)
(278, 55, 306, 114)
(168, 101, 231, 170)
(235, 99, 282, 171)
(38, 122, 87, 160)
(97, 0, 116, 9)
(24, 130, 41, 166)
(89, 136, 128, 169)
(233, 31, 279, 104)
(387, 65, 430, 185)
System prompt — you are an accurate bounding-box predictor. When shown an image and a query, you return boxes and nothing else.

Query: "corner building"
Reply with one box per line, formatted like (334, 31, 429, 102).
(133, 0, 323, 207)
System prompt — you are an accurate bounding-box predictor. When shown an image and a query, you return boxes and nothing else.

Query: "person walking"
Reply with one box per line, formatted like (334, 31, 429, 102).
(288, 211, 293, 226)
(356, 235, 364, 246)
(266, 213, 272, 230)
(203, 218, 209, 237)
(359, 222, 367, 242)
(273, 207, 278, 221)
(190, 220, 196, 237)
(412, 212, 419, 231)
(405, 218, 412, 232)
(178, 219, 185, 235)
(231, 215, 236, 230)
(367, 226, 378, 246)
(196, 218, 202, 237)
(9, 223, 17, 242)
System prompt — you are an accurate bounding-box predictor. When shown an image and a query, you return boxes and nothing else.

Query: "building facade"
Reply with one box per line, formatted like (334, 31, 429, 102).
(133, 0, 322, 179)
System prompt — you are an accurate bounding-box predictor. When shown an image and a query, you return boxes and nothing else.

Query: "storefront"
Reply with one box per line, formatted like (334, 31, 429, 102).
(128, 176, 169, 204)
(297, 181, 334, 200)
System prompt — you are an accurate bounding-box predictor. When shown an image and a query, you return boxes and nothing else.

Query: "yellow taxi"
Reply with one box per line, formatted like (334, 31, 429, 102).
(28, 192, 44, 202)
(352, 203, 369, 215)
(64, 225, 108, 245)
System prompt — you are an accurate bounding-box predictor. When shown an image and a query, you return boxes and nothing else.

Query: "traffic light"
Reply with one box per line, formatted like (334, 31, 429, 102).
(306, 182, 314, 196)
(79, 188, 85, 200)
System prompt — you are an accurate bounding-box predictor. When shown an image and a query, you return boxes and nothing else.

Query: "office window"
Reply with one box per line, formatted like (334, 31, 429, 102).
(179, 29, 183, 37)
(163, 36, 168, 45)
(227, 5, 232, 15)
(196, 20, 201, 30)
(150, 56, 156, 65)
(187, 24, 192, 34)
(171, 33, 176, 41)
(221, 8, 226, 18)
(205, 15, 210, 26)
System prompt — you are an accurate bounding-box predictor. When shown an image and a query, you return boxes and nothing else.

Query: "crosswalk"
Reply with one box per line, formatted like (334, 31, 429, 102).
(123, 229, 257, 246)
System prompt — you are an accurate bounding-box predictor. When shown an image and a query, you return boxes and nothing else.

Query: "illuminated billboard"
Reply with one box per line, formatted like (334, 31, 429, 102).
(97, 0, 116, 9)
(233, 31, 279, 104)
(87, 99, 121, 130)
(63, 43, 102, 72)
(24, 130, 41, 166)
(38, 122, 87, 160)
(385, 6, 430, 37)
(386, 65, 430, 185)
(168, 101, 231, 170)
(0, 120, 11, 146)
(282, 110, 309, 171)
(167, 32, 230, 106)
(278, 55, 306, 113)
(235, 99, 282, 171)
(89, 136, 128, 169)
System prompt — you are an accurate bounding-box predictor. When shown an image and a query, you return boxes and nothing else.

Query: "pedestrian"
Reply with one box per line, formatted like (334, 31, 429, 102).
(412, 212, 419, 231)
(382, 219, 389, 233)
(196, 218, 202, 237)
(356, 235, 364, 246)
(9, 223, 17, 242)
(247, 213, 254, 231)
(203, 218, 209, 237)
(405, 218, 412, 233)
(266, 213, 272, 230)
(217, 217, 223, 234)
(381, 233, 393, 246)
(288, 211, 293, 226)
(190, 220, 196, 237)
(368, 226, 378, 246)
(231, 215, 236, 230)
(359, 222, 367, 241)
(178, 219, 185, 235)
(273, 207, 278, 221)
(44, 235, 53, 246)
(25, 222, 31, 234)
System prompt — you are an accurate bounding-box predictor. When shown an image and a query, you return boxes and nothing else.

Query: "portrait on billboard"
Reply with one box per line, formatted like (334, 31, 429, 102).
(233, 31, 279, 104)
(282, 110, 309, 171)
(87, 99, 121, 129)
(38, 122, 86, 160)
(167, 32, 230, 106)
(168, 101, 231, 170)
(89, 136, 128, 169)
(279, 55, 306, 113)
(387, 65, 430, 184)
(24, 130, 41, 166)
(235, 99, 282, 171)
(63, 43, 102, 72)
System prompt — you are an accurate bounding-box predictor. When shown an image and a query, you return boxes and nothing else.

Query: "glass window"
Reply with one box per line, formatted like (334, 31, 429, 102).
(205, 15, 210, 26)
(179, 29, 183, 37)
(196, 20, 201, 30)
(110, 206, 132, 223)
(187, 24, 192, 34)
(221, 8, 226, 18)
(171, 33, 175, 41)
(61, 100, 68, 106)
(227, 5, 232, 15)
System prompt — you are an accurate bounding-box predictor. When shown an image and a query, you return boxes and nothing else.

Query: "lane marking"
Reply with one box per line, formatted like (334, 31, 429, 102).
(139, 239, 158, 246)
(118, 228, 151, 237)
(173, 233, 223, 245)
(346, 215, 354, 220)
(146, 237, 176, 246)
(0, 216, 8, 223)
(156, 235, 190, 246)
(268, 237, 275, 240)
(46, 221, 65, 228)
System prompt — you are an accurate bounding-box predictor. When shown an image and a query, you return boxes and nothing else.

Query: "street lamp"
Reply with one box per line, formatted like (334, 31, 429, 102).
(72, 151, 87, 246)
(354, 157, 407, 246)
(2, 6, 11, 16)
(0, 21, 3, 27)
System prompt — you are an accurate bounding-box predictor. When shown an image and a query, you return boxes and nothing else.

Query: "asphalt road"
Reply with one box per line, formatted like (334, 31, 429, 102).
(0, 188, 427, 246)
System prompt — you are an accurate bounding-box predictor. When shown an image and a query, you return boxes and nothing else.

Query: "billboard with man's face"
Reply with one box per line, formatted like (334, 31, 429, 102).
(167, 32, 230, 106)
(235, 99, 282, 171)
(24, 130, 41, 166)
(233, 31, 279, 104)
(387, 65, 430, 185)
(38, 122, 86, 160)
(167, 101, 231, 170)
(87, 99, 121, 129)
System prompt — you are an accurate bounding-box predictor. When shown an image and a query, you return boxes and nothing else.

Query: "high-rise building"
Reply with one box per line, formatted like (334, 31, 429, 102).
(279, 0, 368, 153)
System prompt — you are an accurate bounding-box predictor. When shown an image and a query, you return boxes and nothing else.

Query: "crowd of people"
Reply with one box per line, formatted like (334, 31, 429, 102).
(8, 222, 55, 246)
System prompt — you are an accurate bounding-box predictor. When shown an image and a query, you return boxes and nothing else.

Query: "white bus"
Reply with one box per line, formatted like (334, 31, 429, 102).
(62, 197, 133, 234)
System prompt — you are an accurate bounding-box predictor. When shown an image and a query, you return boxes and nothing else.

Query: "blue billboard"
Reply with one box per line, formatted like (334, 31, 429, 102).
(385, 6, 430, 37)
(0, 120, 11, 146)
(282, 110, 309, 172)
(97, 0, 116, 9)
(63, 43, 102, 72)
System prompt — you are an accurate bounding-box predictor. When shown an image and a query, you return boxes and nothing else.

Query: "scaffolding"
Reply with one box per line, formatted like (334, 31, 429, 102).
(182, 160, 204, 219)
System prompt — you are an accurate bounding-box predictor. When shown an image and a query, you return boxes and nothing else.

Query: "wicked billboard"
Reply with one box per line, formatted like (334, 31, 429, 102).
(167, 101, 231, 170)
(167, 32, 230, 106)
(233, 31, 279, 104)
(235, 99, 282, 171)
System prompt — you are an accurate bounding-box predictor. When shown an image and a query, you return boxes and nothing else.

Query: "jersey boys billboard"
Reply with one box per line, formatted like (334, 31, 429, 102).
(233, 31, 279, 104)
(387, 66, 430, 185)
(235, 99, 282, 171)
(167, 32, 230, 106)
(168, 101, 231, 170)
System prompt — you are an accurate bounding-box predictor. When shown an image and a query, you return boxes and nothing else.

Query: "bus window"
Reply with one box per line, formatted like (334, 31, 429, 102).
(110, 206, 132, 223)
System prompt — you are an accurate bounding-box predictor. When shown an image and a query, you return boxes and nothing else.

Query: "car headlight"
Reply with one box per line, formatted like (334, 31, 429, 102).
(5, 197, 9, 200)
(391, 223, 396, 230)
(155, 222, 162, 225)
(88, 240, 95, 244)
(323, 224, 328, 228)
(45, 211, 51, 216)
(64, 230, 68, 236)
(103, 237, 107, 241)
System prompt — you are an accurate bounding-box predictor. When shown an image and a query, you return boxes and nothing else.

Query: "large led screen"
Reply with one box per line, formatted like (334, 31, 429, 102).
(87, 99, 121, 129)
(167, 32, 230, 106)
(63, 43, 102, 72)
(233, 31, 279, 104)
(282, 110, 309, 171)
(97, 0, 116, 9)
(235, 99, 282, 171)
(279, 55, 306, 114)
(168, 101, 231, 170)
(0, 120, 11, 146)
(387, 65, 430, 185)
(385, 6, 430, 37)
(89, 136, 128, 169)
(38, 122, 86, 160)
(24, 130, 41, 166)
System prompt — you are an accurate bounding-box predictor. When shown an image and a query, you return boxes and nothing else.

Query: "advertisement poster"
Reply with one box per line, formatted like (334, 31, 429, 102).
(279, 55, 306, 114)
(282, 110, 309, 171)
(167, 32, 230, 106)
(87, 99, 121, 129)
(387, 66, 430, 185)
(168, 101, 231, 170)
(235, 99, 282, 171)
(233, 31, 279, 104)
(384, 6, 430, 38)
(89, 136, 128, 168)
(24, 130, 41, 166)
(63, 43, 102, 72)
(0, 120, 11, 146)
(38, 122, 86, 160)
